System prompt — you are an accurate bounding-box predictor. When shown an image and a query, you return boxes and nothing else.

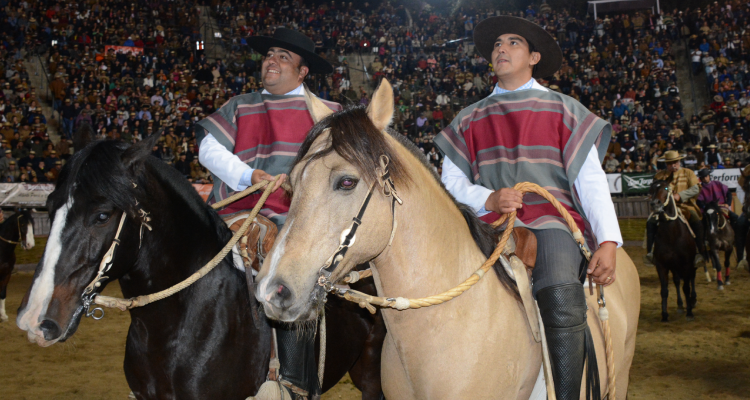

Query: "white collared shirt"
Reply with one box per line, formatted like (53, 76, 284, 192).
(441, 79, 622, 247)
(198, 84, 305, 191)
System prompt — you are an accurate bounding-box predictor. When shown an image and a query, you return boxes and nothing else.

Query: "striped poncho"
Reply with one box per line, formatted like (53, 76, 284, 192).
(434, 89, 611, 249)
(196, 92, 341, 227)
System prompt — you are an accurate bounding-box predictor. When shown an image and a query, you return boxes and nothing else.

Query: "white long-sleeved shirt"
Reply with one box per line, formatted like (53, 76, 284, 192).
(441, 79, 623, 247)
(198, 84, 306, 191)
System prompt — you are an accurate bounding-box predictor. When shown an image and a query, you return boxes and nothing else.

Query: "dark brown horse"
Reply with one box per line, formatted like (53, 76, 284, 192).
(649, 179, 697, 321)
(16, 131, 384, 399)
(702, 202, 734, 289)
(0, 209, 35, 322)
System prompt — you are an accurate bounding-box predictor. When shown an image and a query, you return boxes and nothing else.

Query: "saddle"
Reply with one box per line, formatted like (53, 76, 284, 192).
(223, 212, 278, 273)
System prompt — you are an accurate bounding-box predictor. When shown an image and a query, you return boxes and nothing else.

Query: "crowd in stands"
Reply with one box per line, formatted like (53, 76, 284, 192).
(1, 0, 748, 189)
(688, 1, 750, 170)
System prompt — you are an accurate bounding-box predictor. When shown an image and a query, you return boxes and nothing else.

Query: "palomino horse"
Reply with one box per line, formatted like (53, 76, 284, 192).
(702, 202, 734, 288)
(648, 179, 697, 321)
(0, 209, 35, 322)
(255, 80, 640, 399)
(16, 129, 385, 399)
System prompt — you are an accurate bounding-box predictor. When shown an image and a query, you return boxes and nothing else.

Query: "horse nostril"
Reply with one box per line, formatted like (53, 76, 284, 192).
(39, 319, 62, 341)
(265, 280, 294, 310)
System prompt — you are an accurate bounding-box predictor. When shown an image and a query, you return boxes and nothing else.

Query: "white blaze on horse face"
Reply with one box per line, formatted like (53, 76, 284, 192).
(25, 220, 35, 249)
(258, 219, 292, 301)
(16, 200, 71, 335)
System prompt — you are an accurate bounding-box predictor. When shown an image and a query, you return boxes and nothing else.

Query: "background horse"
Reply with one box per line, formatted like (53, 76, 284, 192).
(0, 209, 35, 322)
(255, 80, 640, 399)
(649, 179, 697, 321)
(16, 130, 385, 400)
(702, 202, 734, 289)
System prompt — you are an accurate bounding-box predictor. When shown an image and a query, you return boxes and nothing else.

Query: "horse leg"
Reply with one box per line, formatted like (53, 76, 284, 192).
(657, 266, 670, 322)
(673, 274, 683, 313)
(711, 250, 723, 289)
(683, 278, 694, 320)
(690, 277, 697, 308)
(0, 270, 10, 322)
(724, 248, 732, 285)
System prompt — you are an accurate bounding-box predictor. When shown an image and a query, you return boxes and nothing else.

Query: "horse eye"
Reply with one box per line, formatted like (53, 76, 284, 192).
(96, 212, 111, 223)
(337, 177, 358, 190)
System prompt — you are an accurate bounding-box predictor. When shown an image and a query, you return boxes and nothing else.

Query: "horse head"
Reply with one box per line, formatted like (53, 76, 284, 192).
(649, 179, 672, 214)
(255, 79, 411, 322)
(17, 126, 160, 347)
(703, 201, 725, 236)
(15, 208, 35, 250)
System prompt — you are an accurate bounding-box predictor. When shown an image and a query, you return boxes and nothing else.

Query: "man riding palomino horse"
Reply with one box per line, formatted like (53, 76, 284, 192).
(196, 28, 339, 400)
(434, 16, 621, 400)
(644, 151, 706, 267)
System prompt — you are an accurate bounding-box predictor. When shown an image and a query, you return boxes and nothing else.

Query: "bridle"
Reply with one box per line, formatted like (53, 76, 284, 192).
(81, 188, 153, 320)
(0, 215, 26, 247)
(316, 155, 402, 292)
(655, 186, 680, 221)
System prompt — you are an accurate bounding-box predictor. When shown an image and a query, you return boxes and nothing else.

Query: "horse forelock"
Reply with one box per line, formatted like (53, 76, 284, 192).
(52, 140, 136, 215)
(293, 105, 412, 189)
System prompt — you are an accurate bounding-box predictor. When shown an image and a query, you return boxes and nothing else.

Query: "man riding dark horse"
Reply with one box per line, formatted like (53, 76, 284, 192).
(435, 16, 621, 400)
(696, 169, 742, 227)
(196, 29, 339, 399)
(645, 151, 706, 266)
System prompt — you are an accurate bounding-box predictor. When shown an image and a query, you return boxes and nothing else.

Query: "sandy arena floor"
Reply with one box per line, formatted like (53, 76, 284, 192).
(1, 246, 750, 399)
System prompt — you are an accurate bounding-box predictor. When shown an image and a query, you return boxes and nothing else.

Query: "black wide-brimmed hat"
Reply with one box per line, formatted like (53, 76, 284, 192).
(474, 16, 563, 79)
(246, 28, 332, 74)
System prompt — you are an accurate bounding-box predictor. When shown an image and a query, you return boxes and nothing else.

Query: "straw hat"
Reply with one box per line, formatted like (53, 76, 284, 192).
(658, 150, 686, 162)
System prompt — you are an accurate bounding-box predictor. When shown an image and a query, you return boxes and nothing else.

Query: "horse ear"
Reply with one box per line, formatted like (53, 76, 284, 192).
(73, 122, 95, 152)
(304, 85, 334, 124)
(367, 79, 394, 132)
(121, 132, 161, 169)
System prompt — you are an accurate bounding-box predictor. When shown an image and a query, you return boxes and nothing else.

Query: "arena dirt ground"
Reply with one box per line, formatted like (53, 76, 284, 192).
(1, 245, 750, 399)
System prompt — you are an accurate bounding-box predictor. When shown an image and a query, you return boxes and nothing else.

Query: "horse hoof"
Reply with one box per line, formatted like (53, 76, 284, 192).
(687, 315, 695, 321)
(705, 271, 712, 282)
(718, 284, 724, 291)
(677, 307, 684, 313)
(739, 260, 748, 271)
(0, 315, 7, 323)
(128, 392, 136, 399)
(725, 278, 731, 285)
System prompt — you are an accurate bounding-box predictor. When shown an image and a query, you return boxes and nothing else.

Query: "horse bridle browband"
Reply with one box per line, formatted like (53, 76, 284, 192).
(317, 155, 402, 292)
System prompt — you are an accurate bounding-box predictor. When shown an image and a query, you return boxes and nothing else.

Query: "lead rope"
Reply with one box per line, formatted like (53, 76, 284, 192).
(335, 181, 616, 398)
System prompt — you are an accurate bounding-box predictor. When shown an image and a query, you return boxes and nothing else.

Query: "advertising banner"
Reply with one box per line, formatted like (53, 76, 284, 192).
(0, 184, 55, 206)
(105, 45, 144, 56)
(621, 172, 655, 195)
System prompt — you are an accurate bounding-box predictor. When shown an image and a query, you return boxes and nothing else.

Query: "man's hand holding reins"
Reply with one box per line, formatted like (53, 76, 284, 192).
(485, 188, 523, 214)
(588, 242, 617, 286)
(252, 169, 287, 192)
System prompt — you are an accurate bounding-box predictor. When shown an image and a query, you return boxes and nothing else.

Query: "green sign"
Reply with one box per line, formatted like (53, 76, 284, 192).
(622, 172, 655, 195)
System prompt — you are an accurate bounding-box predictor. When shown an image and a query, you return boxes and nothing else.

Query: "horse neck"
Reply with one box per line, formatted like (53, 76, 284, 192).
(371, 142, 493, 300)
(119, 164, 238, 299)
(0, 214, 20, 246)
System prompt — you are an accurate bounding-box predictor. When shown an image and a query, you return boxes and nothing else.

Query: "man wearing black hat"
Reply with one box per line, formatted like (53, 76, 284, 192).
(196, 28, 340, 400)
(434, 16, 621, 400)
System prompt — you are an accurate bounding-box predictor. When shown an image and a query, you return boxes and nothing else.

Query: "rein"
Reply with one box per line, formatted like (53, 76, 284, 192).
(81, 177, 279, 318)
(657, 187, 680, 221)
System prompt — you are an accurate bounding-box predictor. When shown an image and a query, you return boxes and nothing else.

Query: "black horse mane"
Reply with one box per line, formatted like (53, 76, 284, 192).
(293, 105, 520, 301)
(52, 139, 231, 244)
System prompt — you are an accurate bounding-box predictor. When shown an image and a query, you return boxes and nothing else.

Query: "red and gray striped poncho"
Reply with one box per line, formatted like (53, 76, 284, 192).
(434, 89, 611, 250)
(196, 92, 341, 227)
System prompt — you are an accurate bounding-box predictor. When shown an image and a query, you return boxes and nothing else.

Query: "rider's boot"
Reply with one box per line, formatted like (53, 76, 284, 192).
(537, 283, 600, 400)
(276, 325, 320, 400)
(689, 218, 706, 266)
